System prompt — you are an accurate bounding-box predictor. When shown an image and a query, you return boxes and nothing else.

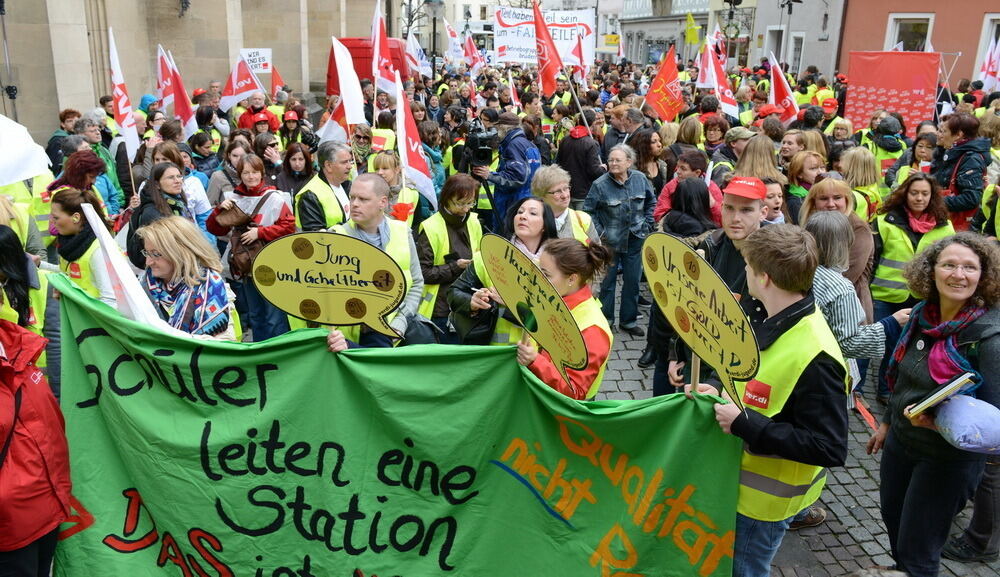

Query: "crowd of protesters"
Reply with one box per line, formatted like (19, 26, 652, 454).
(2, 50, 1000, 577)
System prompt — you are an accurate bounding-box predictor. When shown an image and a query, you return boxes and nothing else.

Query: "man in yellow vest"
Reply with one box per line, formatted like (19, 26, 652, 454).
(295, 141, 352, 231)
(686, 223, 849, 577)
(330, 173, 424, 347)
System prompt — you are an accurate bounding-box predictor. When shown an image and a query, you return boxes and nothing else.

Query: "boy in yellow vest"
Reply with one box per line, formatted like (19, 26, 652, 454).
(686, 224, 849, 577)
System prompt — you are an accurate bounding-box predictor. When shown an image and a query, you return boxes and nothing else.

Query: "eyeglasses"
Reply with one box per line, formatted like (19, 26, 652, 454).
(451, 200, 477, 209)
(353, 135, 371, 141)
(141, 250, 164, 259)
(267, 142, 279, 148)
(936, 262, 980, 274)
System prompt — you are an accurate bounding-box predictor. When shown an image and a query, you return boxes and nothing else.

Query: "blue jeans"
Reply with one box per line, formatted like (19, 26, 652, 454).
(600, 234, 643, 327)
(733, 512, 794, 577)
(873, 299, 908, 397)
(243, 278, 289, 342)
(879, 432, 985, 577)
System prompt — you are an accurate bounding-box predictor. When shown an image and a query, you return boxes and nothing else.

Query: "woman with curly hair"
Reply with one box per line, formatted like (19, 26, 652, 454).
(702, 115, 730, 156)
(868, 232, 1000, 577)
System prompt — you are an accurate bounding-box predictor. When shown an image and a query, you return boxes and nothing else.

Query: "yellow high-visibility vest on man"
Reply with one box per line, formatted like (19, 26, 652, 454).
(692, 223, 848, 576)
(0, 173, 55, 246)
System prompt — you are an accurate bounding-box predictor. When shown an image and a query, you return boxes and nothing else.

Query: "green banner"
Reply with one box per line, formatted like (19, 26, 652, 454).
(51, 274, 741, 577)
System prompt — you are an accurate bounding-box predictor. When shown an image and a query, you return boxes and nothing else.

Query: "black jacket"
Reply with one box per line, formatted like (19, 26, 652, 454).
(297, 175, 351, 232)
(126, 185, 186, 268)
(933, 137, 991, 213)
(556, 129, 606, 201)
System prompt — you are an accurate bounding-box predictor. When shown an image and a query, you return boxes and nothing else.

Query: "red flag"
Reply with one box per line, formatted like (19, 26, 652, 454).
(767, 52, 799, 126)
(532, 0, 565, 98)
(219, 56, 266, 112)
(708, 45, 738, 118)
(394, 71, 437, 210)
(107, 28, 140, 162)
(567, 25, 587, 82)
(155, 45, 175, 108)
(371, 2, 397, 95)
(463, 35, 485, 77)
(170, 60, 197, 138)
(271, 65, 285, 100)
(645, 46, 684, 122)
(508, 69, 522, 111)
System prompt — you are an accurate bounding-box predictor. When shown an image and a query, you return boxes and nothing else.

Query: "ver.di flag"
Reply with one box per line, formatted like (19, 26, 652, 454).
(107, 28, 140, 163)
(443, 18, 464, 64)
(406, 32, 433, 79)
(533, 0, 565, 98)
(317, 36, 368, 144)
(271, 65, 286, 100)
(768, 51, 799, 126)
(645, 45, 684, 122)
(155, 45, 175, 108)
(394, 70, 437, 210)
(168, 53, 197, 139)
(218, 55, 266, 113)
(371, 2, 397, 95)
(464, 34, 485, 77)
(508, 69, 522, 112)
(707, 43, 738, 119)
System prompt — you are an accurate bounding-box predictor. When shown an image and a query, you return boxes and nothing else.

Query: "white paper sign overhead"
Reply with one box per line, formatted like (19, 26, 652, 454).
(239, 48, 273, 73)
(493, 7, 595, 65)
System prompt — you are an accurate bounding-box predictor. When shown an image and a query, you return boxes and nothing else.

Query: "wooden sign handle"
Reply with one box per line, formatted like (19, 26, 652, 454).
(689, 355, 701, 389)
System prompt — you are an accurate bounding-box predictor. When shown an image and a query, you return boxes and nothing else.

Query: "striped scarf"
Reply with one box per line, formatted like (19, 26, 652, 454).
(885, 300, 986, 393)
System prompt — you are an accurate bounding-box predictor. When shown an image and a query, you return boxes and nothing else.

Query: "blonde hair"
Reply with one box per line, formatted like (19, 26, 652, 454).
(371, 150, 401, 171)
(800, 130, 828, 158)
(832, 117, 854, 135)
(0, 196, 21, 230)
(788, 151, 826, 187)
(979, 111, 1000, 149)
(734, 135, 787, 185)
(531, 164, 571, 196)
(677, 115, 703, 146)
(658, 122, 680, 148)
(136, 216, 223, 286)
(841, 146, 880, 189)
(799, 178, 855, 225)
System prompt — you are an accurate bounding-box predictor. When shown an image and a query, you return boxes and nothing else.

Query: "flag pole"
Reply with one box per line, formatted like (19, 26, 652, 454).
(559, 65, 591, 135)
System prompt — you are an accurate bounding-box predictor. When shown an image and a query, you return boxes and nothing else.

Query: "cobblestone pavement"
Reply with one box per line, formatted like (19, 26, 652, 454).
(593, 302, 1000, 577)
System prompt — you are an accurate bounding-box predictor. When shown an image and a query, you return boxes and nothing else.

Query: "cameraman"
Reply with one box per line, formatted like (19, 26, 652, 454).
(472, 112, 541, 233)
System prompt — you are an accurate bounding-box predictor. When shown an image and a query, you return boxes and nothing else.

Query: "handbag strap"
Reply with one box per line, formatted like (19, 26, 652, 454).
(248, 191, 275, 222)
(0, 388, 23, 472)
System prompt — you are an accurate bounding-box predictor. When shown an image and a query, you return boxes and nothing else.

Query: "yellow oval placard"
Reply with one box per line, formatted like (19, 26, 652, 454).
(480, 234, 588, 384)
(642, 233, 759, 407)
(252, 232, 405, 336)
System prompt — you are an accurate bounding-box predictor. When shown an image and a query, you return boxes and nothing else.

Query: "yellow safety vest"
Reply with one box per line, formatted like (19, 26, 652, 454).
(739, 108, 755, 127)
(294, 174, 348, 230)
(871, 215, 955, 303)
(371, 128, 396, 154)
(0, 269, 49, 369)
(852, 184, 881, 222)
(59, 241, 101, 299)
(390, 187, 421, 228)
(822, 117, 843, 136)
(331, 219, 413, 344)
(0, 173, 55, 246)
(566, 209, 592, 244)
(869, 144, 906, 197)
(979, 184, 997, 234)
(5, 202, 31, 247)
(477, 153, 500, 210)
(196, 128, 223, 153)
(417, 212, 483, 318)
(813, 88, 835, 105)
(737, 306, 847, 522)
(570, 294, 613, 399)
(471, 251, 524, 346)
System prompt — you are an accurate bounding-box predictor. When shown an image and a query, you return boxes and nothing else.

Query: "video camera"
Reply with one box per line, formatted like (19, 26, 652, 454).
(465, 118, 498, 169)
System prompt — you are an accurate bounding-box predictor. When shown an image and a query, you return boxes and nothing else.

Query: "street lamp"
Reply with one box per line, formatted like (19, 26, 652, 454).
(427, 0, 444, 73)
(464, 7, 472, 36)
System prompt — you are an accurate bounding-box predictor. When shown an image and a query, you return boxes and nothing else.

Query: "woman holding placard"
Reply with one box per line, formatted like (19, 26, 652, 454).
(447, 196, 558, 346)
(867, 233, 1000, 577)
(516, 238, 614, 400)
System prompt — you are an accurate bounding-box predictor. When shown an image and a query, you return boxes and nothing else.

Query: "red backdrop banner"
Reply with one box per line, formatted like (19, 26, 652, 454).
(845, 51, 940, 138)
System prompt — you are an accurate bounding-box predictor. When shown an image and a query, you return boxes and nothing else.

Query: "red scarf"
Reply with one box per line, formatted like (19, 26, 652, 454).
(906, 208, 937, 234)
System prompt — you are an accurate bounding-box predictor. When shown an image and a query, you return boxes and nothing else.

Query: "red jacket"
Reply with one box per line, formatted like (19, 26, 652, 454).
(237, 107, 280, 133)
(653, 177, 723, 225)
(0, 321, 71, 551)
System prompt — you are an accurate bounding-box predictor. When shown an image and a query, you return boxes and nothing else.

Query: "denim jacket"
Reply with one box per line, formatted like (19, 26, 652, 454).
(583, 169, 656, 250)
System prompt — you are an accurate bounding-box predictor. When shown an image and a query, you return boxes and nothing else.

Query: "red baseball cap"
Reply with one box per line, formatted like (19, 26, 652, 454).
(283, 110, 299, 121)
(797, 109, 807, 121)
(725, 176, 767, 200)
(757, 104, 784, 117)
(252, 112, 269, 124)
(193, 88, 207, 97)
(822, 98, 839, 113)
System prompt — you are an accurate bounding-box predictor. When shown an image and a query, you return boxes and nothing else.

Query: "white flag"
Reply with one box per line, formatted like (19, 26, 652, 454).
(107, 28, 141, 163)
